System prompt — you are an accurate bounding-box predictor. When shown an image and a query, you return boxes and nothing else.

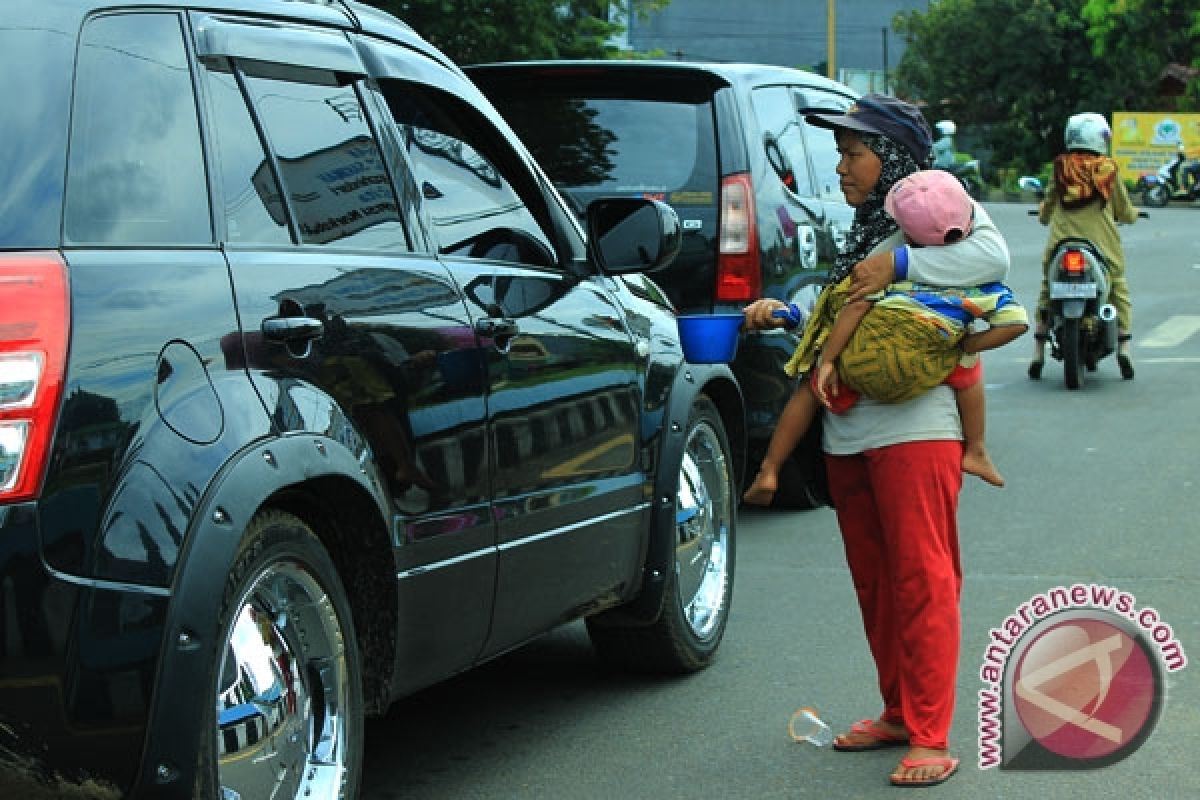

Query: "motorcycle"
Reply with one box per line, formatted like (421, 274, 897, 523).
(948, 159, 986, 201)
(1041, 236, 1121, 388)
(1139, 153, 1200, 207)
(1029, 208, 1147, 387)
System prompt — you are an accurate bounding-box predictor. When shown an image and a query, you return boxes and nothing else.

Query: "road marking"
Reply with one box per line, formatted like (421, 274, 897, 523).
(1141, 315, 1200, 347)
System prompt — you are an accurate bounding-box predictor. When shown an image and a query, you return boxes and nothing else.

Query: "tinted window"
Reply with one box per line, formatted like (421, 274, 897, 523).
(798, 89, 854, 201)
(241, 68, 408, 251)
(751, 86, 815, 197)
(64, 13, 212, 245)
(0, 10, 74, 247)
(201, 61, 291, 245)
(487, 90, 718, 213)
(378, 82, 556, 267)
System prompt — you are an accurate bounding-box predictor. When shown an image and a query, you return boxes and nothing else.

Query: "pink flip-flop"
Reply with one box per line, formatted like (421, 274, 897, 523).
(889, 755, 959, 787)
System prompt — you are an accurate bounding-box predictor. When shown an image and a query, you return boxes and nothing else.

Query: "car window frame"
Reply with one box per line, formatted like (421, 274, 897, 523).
(190, 12, 415, 255)
(351, 35, 579, 274)
(794, 87, 856, 203)
(64, 10, 216, 248)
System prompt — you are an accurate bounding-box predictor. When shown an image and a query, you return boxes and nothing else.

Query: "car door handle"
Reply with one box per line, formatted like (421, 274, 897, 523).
(474, 317, 519, 339)
(261, 315, 325, 342)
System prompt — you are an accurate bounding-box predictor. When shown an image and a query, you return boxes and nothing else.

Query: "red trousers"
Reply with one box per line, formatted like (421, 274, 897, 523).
(825, 440, 963, 750)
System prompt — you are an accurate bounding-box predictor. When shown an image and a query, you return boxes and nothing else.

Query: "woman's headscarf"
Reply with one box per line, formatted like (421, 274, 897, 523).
(828, 133, 924, 284)
(1053, 152, 1118, 209)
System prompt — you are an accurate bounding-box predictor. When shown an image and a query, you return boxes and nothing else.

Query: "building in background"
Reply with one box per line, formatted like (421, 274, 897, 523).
(620, 0, 927, 94)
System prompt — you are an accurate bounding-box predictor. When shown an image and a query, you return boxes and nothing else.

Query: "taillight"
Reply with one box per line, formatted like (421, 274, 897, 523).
(1062, 249, 1086, 275)
(715, 172, 761, 302)
(0, 253, 69, 503)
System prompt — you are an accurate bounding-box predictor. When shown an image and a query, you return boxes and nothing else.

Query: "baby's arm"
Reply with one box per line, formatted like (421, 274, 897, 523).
(961, 322, 1028, 354)
(962, 290, 1029, 354)
(850, 203, 1009, 302)
(902, 202, 1009, 286)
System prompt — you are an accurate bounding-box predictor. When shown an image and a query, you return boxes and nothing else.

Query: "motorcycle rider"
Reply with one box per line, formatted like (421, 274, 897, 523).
(1030, 112, 1138, 380)
(1172, 143, 1200, 195)
(933, 119, 958, 170)
(1167, 142, 1187, 188)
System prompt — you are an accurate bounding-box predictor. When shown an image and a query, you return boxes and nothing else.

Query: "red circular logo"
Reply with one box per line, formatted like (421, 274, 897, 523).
(1012, 617, 1157, 761)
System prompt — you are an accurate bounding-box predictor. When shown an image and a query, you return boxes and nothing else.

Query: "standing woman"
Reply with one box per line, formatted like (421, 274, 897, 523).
(744, 94, 1010, 788)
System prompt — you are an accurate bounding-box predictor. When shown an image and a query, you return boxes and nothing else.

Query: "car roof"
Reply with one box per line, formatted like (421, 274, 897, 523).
(466, 59, 854, 95)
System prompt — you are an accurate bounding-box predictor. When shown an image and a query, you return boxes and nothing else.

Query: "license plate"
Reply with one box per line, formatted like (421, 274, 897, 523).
(1050, 281, 1097, 299)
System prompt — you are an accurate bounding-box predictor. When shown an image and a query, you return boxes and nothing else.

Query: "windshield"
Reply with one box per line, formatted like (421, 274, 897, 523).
(485, 91, 718, 210)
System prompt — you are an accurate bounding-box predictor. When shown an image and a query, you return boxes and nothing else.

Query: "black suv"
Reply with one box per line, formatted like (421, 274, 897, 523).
(0, 3, 746, 798)
(467, 61, 859, 508)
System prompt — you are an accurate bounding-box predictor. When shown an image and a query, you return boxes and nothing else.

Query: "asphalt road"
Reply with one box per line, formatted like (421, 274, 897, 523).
(360, 203, 1200, 799)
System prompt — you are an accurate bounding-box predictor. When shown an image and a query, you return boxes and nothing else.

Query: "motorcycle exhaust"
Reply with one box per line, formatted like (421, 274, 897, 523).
(1099, 304, 1118, 352)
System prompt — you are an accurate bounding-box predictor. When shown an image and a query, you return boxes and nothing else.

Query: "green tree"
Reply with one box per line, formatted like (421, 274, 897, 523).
(892, 0, 1198, 174)
(368, 1, 668, 64)
(1082, 0, 1200, 109)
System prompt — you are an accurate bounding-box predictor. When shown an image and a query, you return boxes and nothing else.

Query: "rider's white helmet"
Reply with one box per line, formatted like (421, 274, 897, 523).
(1064, 112, 1112, 155)
(935, 119, 956, 137)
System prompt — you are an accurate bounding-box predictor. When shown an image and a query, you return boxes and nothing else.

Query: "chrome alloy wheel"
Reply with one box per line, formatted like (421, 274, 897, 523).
(674, 417, 733, 642)
(215, 561, 351, 800)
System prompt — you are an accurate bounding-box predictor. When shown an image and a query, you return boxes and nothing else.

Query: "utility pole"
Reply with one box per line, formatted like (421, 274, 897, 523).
(826, 0, 836, 81)
(882, 26, 889, 93)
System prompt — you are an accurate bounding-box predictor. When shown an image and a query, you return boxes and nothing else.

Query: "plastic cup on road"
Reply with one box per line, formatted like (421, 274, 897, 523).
(789, 706, 834, 747)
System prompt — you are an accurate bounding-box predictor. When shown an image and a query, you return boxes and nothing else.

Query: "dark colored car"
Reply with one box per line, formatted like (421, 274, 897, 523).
(467, 60, 859, 509)
(0, 3, 747, 798)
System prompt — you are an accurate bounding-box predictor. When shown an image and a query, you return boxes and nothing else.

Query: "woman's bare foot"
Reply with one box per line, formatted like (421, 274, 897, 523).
(962, 445, 1004, 487)
(831, 717, 908, 751)
(890, 746, 959, 787)
(741, 469, 778, 506)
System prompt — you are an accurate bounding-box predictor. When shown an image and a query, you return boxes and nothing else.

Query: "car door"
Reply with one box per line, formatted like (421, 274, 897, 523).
(795, 87, 858, 268)
(747, 84, 826, 294)
(190, 13, 495, 692)
(356, 38, 648, 657)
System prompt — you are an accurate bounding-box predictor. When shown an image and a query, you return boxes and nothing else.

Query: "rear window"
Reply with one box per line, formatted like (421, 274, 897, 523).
(0, 14, 74, 247)
(480, 76, 719, 214)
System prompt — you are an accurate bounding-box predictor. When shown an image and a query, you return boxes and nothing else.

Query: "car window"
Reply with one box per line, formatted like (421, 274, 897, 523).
(64, 13, 212, 245)
(751, 86, 816, 197)
(375, 81, 557, 268)
(485, 90, 718, 214)
(797, 89, 854, 202)
(239, 65, 408, 251)
(0, 10, 73, 247)
(200, 60, 292, 245)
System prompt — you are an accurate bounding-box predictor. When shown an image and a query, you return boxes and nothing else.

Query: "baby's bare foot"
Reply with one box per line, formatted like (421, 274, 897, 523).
(742, 470, 778, 506)
(963, 447, 1004, 487)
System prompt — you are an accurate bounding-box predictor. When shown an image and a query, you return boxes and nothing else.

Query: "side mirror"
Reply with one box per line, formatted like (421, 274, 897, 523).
(586, 198, 682, 273)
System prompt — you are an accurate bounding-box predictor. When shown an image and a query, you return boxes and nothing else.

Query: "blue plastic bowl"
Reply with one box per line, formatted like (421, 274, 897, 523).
(676, 313, 744, 364)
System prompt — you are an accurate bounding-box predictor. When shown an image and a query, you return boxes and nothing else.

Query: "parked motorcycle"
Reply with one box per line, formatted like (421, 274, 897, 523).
(1139, 152, 1200, 207)
(948, 159, 986, 201)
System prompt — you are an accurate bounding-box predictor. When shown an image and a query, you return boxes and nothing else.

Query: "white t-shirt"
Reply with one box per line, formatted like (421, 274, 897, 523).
(822, 202, 1010, 455)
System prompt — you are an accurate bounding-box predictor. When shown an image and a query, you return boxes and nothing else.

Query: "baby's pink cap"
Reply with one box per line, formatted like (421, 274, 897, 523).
(884, 169, 974, 246)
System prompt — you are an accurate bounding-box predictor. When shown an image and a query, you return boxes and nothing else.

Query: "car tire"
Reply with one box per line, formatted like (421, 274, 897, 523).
(587, 396, 736, 673)
(195, 509, 363, 800)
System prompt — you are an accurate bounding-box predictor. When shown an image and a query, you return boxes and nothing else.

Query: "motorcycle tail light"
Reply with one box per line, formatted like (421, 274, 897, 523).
(715, 172, 761, 302)
(0, 252, 69, 503)
(1062, 249, 1086, 275)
